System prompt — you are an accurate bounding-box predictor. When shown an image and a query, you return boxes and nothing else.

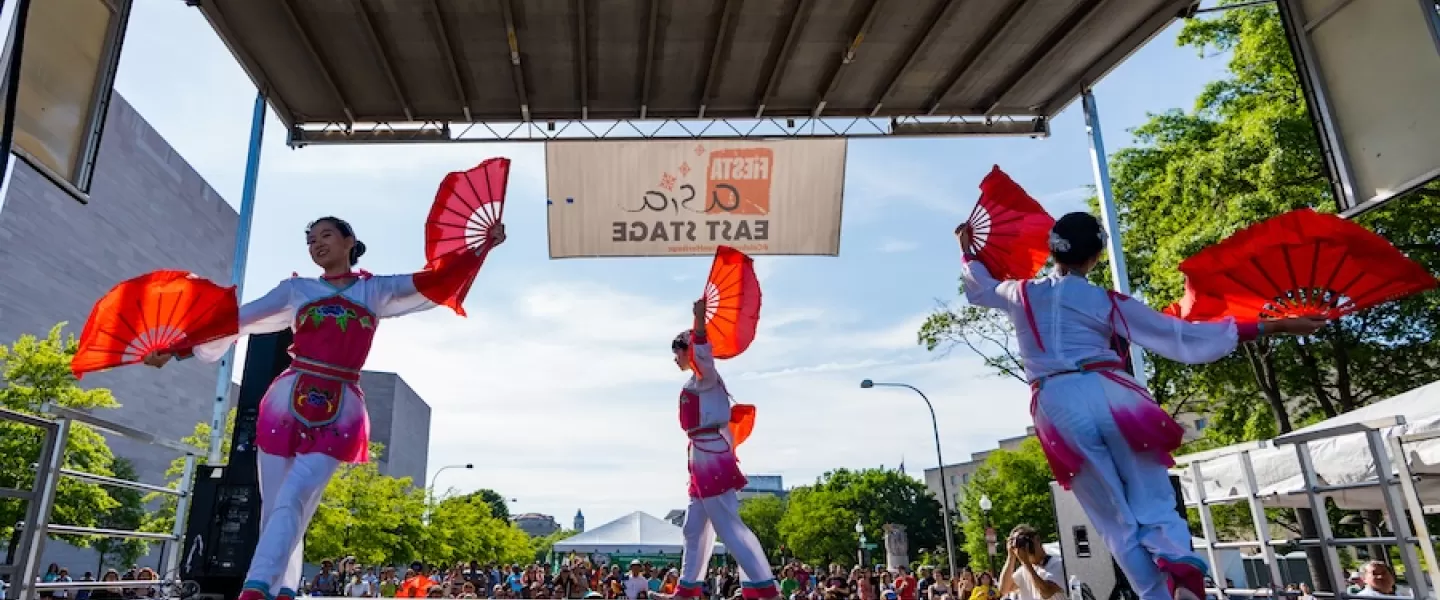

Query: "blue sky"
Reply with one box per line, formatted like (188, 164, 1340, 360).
(105, 1, 1231, 527)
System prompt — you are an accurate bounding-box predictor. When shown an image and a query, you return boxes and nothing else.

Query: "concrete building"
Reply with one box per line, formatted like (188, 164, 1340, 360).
(0, 93, 432, 572)
(512, 513, 561, 537)
(573, 509, 585, 533)
(923, 427, 1037, 514)
(0, 94, 237, 573)
(359, 371, 432, 486)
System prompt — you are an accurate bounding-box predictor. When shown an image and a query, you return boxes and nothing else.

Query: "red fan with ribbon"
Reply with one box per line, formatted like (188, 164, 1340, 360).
(1175, 208, 1437, 321)
(963, 165, 1055, 281)
(71, 270, 239, 379)
(729, 404, 756, 448)
(423, 157, 510, 315)
(700, 245, 762, 359)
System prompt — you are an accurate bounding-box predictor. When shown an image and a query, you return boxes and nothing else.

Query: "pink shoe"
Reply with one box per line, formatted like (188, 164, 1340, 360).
(236, 589, 268, 600)
(274, 588, 296, 600)
(1157, 558, 1206, 600)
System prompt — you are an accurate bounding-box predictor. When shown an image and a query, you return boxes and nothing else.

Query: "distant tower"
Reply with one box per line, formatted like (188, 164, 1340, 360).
(574, 509, 585, 532)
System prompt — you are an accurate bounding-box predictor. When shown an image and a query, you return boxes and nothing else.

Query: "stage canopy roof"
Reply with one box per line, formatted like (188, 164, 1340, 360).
(552, 511, 726, 555)
(190, 0, 1199, 142)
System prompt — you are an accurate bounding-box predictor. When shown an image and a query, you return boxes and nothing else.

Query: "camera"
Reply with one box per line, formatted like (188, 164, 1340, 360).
(1010, 532, 1034, 551)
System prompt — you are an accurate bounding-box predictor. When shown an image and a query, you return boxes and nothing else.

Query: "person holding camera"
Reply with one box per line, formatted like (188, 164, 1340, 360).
(997, 526, 1063, 600)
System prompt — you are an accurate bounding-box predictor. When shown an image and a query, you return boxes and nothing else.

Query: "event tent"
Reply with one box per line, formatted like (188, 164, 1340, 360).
(553, 511, 726, 556)
(1176, 379, 1440, 510)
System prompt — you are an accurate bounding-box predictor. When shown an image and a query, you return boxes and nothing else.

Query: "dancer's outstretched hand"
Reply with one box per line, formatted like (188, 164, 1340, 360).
(1273, 316, 1327, 336)
(955, 224, 975, 255)
(488, 222, 507, 247)
(693, 297, 708, 321)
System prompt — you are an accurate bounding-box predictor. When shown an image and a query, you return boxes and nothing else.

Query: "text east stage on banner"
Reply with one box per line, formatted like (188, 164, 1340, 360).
(545, 139, 846, 258)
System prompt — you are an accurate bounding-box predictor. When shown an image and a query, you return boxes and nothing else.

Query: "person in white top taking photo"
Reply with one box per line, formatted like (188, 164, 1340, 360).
(998, 526, 1064, 600)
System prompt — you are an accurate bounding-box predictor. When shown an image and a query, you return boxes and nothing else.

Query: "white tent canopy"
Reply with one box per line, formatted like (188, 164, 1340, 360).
(552, 511, 727, 555)
(1176, 379, 1440, 510)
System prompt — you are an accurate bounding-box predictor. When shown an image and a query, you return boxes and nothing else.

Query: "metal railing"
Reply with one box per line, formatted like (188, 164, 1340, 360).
(1, 403, 201, 600)
(1174, 416, 1440, 600)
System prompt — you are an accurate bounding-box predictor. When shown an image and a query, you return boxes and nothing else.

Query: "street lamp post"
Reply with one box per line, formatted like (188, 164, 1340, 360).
(860, 380, 960, 581)
(979, 494, 994, 573)
(426, 463, 474, 522)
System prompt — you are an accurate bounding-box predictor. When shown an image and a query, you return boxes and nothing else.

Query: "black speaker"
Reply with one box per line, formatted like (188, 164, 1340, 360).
(181, 330, 292, 598)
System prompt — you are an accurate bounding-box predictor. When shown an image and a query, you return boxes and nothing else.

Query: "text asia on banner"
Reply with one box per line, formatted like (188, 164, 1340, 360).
(545, 139, 846, 258)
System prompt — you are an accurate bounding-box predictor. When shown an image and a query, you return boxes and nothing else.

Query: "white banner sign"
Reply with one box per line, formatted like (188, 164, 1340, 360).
(545, 139, 846, 258)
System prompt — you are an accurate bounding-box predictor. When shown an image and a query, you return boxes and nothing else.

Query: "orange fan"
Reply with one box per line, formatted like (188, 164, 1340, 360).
(1177, 208, 1437, 320)
(963, 165, 1054, 281)
(422, 157, 510, 314)
(701, 245, 762, 359)
(729, 404, 756, 448)
(71, 270, 239, 379)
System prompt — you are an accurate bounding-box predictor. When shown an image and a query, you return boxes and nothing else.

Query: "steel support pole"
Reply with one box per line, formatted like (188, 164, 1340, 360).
(208, 91, 267, 463)
(1081, 89, 1149, 387)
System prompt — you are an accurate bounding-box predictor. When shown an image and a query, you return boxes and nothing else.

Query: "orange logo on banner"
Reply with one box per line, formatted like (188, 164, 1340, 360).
(705, 148, 773, 216)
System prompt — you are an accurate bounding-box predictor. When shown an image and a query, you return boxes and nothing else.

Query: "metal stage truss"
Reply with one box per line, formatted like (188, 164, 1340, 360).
(289, 114, 1048, 145)
(186, 0, 1202, 144)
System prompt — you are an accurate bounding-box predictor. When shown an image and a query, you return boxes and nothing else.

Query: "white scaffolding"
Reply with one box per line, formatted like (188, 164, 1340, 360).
(1, 405, 202, 600)
(1175, 417, 1440, 600)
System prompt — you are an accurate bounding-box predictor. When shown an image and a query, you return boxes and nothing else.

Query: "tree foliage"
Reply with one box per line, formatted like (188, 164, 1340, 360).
(88, 458, 151, 571)
(0, 324, 120, 544)
(306, 443, 427, 565)
(457, 488, 512, 522)
(956, 439, 1055, 571)
(778, 468, 948, 567)
(738, 495, 786, 561)
(531, 529, 580, 563)
(423, 491, 532, 566)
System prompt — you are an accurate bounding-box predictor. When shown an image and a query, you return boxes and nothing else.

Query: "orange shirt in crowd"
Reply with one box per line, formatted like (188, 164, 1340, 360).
(398, 575, 435, 598)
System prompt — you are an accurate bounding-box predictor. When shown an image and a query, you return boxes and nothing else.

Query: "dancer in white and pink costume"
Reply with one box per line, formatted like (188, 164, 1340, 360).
(146, 216, 503, 600)
(670, 298, 779, 600)
(958, 213, 1323, 600)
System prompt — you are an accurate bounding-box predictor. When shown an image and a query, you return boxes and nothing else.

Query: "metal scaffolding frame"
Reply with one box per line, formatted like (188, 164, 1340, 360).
(1175, 418, 1440, 600)
(1, 405, 201, 600)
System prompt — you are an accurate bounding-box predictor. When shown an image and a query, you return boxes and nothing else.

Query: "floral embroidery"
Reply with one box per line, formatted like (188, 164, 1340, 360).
(296, 386, 337, 414)
(300, 304, 374, 332)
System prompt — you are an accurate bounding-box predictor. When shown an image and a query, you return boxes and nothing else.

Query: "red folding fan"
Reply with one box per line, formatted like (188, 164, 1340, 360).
(701, 245, 762, 360)
(71, 270, 239, 378)
(1176, 208, 1437, 321)
(422, 157, 510, 315)
(963, 165, 1055, 280)
(729, 404, 756, 448)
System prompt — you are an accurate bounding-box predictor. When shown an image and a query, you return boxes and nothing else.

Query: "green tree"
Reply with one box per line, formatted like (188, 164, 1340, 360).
(425, 494, 532, 566)
(457, 488, 511, 522)
(777, 486, 857, 565)
(778, 469, 948, 566)
(86, 458, 151, 571)
(0, 324, 120, 543)
(956, 439, 1054, 571)
(531, 529, 580, 563)
(738, 495, 786, 561)
(143, 409, 234, 535)
(306, 443, 426, 565)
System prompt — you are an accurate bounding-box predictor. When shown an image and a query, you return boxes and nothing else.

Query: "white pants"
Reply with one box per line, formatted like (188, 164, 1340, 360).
(245, 451, 341, 593)
(1039, 374, 1198, 600)
(679, 491, 775, 595)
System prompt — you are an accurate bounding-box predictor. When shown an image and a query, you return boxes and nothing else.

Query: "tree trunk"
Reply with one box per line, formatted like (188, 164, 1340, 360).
(1295, 342, 1339, 418)
(1296, 509, 1336, 592)
(1244, 342, 1293, 432)
(1328, 331, 1357, 412)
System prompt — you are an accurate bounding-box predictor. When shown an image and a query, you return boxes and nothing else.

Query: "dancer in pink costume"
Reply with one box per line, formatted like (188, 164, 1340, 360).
(144, 216, 504, 600)
(669, 298, 779, 600)
(958, 213, 1323, 600)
